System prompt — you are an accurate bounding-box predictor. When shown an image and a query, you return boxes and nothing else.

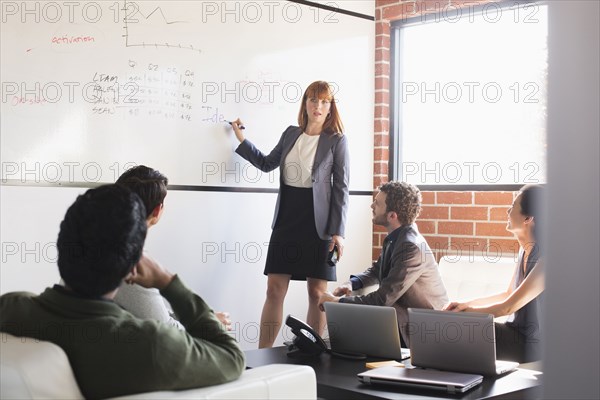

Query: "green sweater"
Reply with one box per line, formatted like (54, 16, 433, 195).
(0, 276, 246, 399)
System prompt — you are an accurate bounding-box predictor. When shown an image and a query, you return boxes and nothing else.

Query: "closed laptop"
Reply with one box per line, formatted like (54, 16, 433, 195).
(407, 308, 519, 376)
(358, 366, 483, 394)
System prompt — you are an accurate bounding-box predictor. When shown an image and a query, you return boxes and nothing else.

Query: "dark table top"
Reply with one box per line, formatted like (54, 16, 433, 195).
(245, 346, 543, 400)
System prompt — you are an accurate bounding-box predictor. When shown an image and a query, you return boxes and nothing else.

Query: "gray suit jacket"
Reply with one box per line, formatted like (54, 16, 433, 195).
(340, 224, 448, 343)
(235, 126, 350, 240)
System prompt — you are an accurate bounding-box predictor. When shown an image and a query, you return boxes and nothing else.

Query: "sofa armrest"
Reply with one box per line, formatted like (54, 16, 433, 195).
(1, 333, 84, 400)
(2, 332, 317, 400)
(110, 364, 317, 400)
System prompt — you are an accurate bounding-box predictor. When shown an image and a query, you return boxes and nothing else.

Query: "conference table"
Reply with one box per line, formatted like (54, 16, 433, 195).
(244, 346, 543, 399)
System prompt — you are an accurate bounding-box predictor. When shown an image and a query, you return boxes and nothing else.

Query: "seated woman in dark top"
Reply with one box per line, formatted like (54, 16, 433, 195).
(444, 184, 545, 363)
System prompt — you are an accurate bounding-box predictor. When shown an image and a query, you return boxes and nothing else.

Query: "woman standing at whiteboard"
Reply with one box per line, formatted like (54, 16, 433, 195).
(230, 81, 349, 348)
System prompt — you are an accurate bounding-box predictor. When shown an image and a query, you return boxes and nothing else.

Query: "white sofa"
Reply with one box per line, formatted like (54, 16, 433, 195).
(438, 255, 515, 301)
(0, 333, 316, 400)
(438, 255, 515, 322)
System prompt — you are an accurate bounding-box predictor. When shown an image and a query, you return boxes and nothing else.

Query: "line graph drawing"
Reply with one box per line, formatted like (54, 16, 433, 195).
(121, 1, 201, 54)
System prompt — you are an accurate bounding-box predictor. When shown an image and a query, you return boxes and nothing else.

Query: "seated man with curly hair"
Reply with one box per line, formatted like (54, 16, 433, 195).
(319, 181, 448, 346)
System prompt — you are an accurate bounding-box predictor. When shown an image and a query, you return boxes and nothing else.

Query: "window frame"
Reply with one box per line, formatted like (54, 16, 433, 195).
(389, 0, 546, 191)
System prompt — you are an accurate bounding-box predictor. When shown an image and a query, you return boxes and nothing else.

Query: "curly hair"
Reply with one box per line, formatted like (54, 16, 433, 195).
(378, 181, 422, 225)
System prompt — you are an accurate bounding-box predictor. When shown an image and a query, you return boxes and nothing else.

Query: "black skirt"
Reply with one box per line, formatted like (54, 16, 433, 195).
(264, 184, 336, 281)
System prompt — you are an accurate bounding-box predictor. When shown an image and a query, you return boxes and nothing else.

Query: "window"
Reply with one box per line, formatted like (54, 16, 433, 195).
(390, 2, 548, 188)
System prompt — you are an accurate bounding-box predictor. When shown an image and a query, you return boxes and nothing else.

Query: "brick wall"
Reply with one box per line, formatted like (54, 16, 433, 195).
(372, 0, 518, 262)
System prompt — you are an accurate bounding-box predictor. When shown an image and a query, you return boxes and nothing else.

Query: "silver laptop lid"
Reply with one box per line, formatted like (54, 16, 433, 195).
(324, 302, 404, 359)
(358, 366, 483, 394)
(407, 308, 516, 376)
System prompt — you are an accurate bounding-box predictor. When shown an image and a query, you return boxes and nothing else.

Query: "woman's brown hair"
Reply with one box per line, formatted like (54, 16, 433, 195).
(297, 81, 344, 135)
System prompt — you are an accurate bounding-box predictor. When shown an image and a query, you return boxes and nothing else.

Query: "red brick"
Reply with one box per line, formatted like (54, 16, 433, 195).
(374, 105, 389, 119)
(438, 221, 473, 235)
(373, 121, 388, 135)
(376, 21, 391, 36)
(376, 0, 400, 8)
(374, 224, 386, 234)
(476, 222, 512, 237)
(382, 3, 416, 20)
(474, 192, 514, 205)
(416, 220, 435, 234)
(436, 191, 473, 204)
(375, 76, 389, 90)
(375, 49, 391, 63)
(372, 247, 381, 262)
(450, 206, 488, 221)
(374, 231, 386, 245)
(374, 162, 389, 175)
(375, 62, 390, 76)
(374, 148, 389, 161)
(375, 90, 390, 104)
(378, 236, 388, 249)
(421, 191, 435, 204)
(490, 207, 510, 221)
(415, 0, 447, 14)
(373, 131, 390, 145)
(423, 235, 449, 252)
(375, 7, 381, 21)
(487, 238, 520, 261)
(419, 206, 449, 220)
(375, 34, 391, 49)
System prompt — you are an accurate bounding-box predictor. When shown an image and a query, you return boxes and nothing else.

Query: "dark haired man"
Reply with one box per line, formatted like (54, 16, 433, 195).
(115, 165, 232, 330)
(319, 181, 448, 345)
(0, 185, 245, 399)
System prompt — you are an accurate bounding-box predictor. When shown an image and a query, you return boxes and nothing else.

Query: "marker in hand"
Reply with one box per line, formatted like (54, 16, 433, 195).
(226, 120, 245, 130)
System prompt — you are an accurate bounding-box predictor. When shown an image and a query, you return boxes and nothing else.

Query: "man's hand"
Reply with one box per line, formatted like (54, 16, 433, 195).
(332, 282, 352, 296)
(216, 311, 232, 331)
(125, 253, 174, 291)
(318, 291, 340, 312)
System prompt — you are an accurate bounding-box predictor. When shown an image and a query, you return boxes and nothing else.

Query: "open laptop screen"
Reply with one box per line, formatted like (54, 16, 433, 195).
(407, 308, 518, 376)
(324, 302, 408, 360)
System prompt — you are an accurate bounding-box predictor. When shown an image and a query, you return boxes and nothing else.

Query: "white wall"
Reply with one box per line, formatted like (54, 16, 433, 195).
(0, 185, 375, 350)
(544, 1, 600, 398)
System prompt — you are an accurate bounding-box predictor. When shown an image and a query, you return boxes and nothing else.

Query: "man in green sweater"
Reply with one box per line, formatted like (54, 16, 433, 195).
(0, 184, 245, 399)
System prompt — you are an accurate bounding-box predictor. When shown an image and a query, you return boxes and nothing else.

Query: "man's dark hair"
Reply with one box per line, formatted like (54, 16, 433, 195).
(57, 184, 147, 297)
(116, 165, 168, 218)
(378, 181, 422, 225)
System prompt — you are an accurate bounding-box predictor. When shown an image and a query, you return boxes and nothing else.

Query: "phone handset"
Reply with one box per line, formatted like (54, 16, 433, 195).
(285, 315, 327, 357)
(284, 315, 367, 360)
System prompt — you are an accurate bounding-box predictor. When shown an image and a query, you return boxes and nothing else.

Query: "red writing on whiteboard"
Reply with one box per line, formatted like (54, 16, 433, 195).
(51, 35, 95, 45)
(11, 96, 47, 106)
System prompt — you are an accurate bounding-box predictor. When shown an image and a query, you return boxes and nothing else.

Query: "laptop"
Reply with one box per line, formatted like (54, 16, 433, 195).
(407, 308, 519, 376)
(324, 302, 410, 360)
(357, 366, 483, 394)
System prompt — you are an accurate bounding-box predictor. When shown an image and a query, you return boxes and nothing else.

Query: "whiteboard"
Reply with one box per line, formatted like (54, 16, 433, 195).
(1, 0, 374, 189)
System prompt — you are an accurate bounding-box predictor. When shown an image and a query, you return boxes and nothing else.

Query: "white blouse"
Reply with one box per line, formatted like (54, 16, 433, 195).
(283, 133, 320, 188)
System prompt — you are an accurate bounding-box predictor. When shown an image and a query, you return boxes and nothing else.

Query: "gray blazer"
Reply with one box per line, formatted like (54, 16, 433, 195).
(235, 126, 349, 240)
(340, 224, 448, 343)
